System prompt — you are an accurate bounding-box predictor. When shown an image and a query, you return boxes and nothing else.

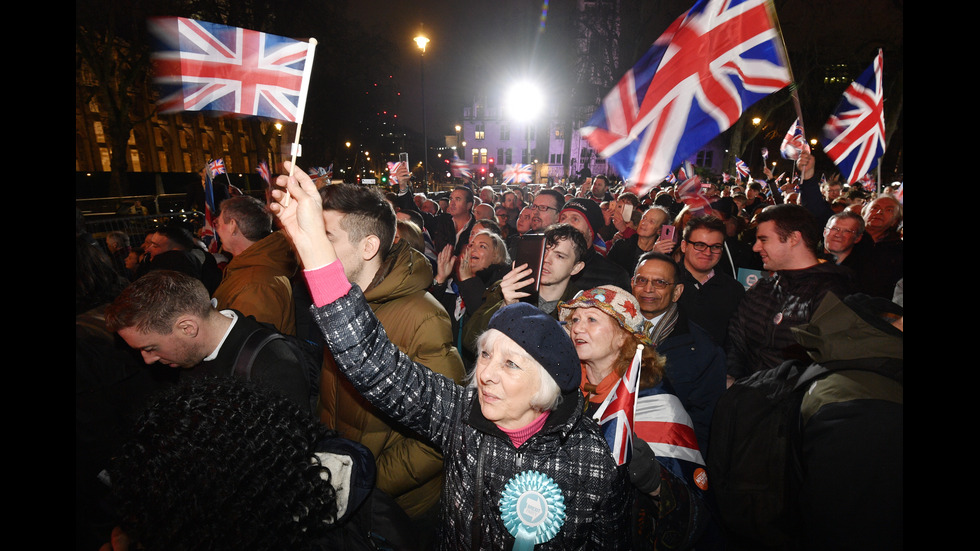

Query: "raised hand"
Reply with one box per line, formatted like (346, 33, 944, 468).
(435, 244, 456, 285)
(269, 161, 335, 269)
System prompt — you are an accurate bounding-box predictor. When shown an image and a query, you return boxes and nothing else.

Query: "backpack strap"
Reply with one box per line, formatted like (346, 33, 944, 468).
(232, 327, 284, 380)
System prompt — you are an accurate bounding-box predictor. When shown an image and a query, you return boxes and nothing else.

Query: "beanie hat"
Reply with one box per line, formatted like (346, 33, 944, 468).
(487, 302, 581, 393)
(561, 198, 605, 240)
(558, 285, 654, 346)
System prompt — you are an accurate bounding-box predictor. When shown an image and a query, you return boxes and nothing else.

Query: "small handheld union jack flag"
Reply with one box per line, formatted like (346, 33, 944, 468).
(735, 157, 750, 180)
(821, 50, 885, 183)
(593, 344, 643, 466)
(780, 118, 810, 160)
(208, 158, 226, 178)
(256, 161, 271, 186)
(451, 157, 472, 179)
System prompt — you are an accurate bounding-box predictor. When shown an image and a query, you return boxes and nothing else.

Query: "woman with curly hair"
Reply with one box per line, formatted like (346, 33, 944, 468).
(107, 377, 395, 551)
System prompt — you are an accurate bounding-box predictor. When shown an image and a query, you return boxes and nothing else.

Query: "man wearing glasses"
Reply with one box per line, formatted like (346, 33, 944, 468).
(529, 189, 564, 231)
(676, 216, 746, 347)
(822, 211, 865, 267)
(631, 251, 726, 454)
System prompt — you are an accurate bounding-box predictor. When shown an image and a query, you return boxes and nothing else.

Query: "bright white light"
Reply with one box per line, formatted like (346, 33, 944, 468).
(505, 81, 544, 122)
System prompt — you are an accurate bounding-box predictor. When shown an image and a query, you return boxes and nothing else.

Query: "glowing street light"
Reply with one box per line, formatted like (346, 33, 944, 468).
(415, 32, 430, 191)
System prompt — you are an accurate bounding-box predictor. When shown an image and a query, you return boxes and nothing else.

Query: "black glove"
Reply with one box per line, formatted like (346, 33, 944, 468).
(628, 435, 662, 495)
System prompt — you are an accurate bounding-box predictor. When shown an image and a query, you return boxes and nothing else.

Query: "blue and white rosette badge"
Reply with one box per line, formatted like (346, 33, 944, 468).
(499, 471, 566, 550)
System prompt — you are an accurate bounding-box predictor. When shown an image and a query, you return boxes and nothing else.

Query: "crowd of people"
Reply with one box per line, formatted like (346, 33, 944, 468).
(76, 152, 902, 550)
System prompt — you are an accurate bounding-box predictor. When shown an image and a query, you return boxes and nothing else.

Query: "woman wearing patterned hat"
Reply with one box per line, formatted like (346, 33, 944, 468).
(559, 285, 714, 549)
(270, 163, 631, 549)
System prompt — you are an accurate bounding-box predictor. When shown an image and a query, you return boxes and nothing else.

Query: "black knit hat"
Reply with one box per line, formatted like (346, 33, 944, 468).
(487, 302, 581, 393)
(561, 197, 605, 240)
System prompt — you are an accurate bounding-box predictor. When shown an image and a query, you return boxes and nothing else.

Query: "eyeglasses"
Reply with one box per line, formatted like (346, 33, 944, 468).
(824, 226, 859, 236)
(532, 203, 558, 213)
(685, 240, 724, 254)
(632, 276, 675, 290)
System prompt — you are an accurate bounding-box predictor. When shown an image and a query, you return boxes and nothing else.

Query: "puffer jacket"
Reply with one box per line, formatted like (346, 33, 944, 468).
(212, 231, 297, 335)
(318, 240, 465, 519)
(312, 286, 631, 550)
(726, 261, 854, 380)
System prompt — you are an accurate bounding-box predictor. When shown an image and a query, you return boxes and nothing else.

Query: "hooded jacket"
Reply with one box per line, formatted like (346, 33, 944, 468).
(318, 240, 465, 519)
(212, 231, 297, 335)
(311, 284, 631, 549)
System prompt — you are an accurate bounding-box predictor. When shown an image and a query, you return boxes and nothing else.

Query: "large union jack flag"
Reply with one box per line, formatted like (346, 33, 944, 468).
(593, 346, 643, 465)
(149, 17, 316, 123)
(579, 0, 791, 195)
(821, 50, 885, 183)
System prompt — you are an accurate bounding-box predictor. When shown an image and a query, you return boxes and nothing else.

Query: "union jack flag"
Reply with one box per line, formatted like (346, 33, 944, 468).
(593, 345, 643, 466)
(821, 50, 885, 183)
(722, 172, 731, 184)
(634, 378, 706, 496)
(208, 158, 226, 177)
(780, 117, 810, 160)
(502, 164, 533, 184)
(451, 156, 472, 179)
(149, 17, 316, 123)
(579, 0, 791, 196)
(677, 175, 712, 214)
(257, 161, 271, 186)
(664, 172, 677, 185)
(859, 172, 876, 192)
(735, 157, 750, 179)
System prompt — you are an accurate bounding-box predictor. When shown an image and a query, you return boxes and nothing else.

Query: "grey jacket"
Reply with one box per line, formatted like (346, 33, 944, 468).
(312, 286, 631, 550)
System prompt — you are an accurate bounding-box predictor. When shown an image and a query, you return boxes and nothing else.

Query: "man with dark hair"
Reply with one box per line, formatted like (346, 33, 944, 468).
(590, 174, 614, 202)
(529, 189, 564, 231)
(742, 182, 768, 218)
(726, 204, 854, 383)
(632, 251, 726, 454)
(315, 183, 465, 530)
(105, 270, 311, 409)
(135, 224, 223, 294)
(213, 196, 297, 334)
(676, 216, 745, 347)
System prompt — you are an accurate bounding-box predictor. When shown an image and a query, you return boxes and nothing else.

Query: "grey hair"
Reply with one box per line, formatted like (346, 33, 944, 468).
(468, 329, 562, 413)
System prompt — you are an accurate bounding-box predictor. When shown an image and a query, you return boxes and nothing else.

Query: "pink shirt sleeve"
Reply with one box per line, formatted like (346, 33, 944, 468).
(303, 261, 352, 308)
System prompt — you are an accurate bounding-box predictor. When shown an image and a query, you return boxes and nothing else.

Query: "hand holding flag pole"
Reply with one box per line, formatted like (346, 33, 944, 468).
(282, 37, 318, 207)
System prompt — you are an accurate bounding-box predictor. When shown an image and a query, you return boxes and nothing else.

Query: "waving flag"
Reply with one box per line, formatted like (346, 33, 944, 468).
(635, 378, 707, 494)
(502, 164, 533, 184)
(325, 163, 333, 179)
(257, 161, 271, 186)
(579, 0, 792, 195)
(677, 175, 712, 214)
(780, 117, 810, 160)
(593, 345, 643, 466)
(735, 157, 750, 179)
(451, 156, 472, 179)
(821, 50, 885, 183)
(208, 158, 226, 177)
(149, 17, 317, 123)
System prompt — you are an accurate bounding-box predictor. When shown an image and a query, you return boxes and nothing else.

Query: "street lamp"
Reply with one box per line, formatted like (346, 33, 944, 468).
(414, 32, 430, 192)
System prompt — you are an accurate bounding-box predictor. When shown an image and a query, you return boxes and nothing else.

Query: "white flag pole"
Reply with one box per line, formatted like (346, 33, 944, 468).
(283, 37, 318, 206)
